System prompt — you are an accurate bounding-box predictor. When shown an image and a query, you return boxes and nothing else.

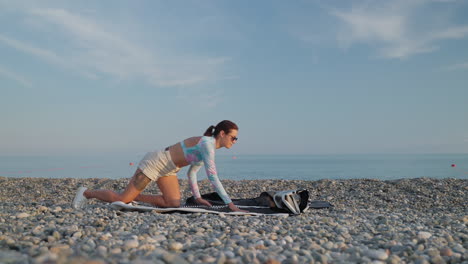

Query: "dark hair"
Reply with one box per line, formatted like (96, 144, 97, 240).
(204, 120, 238, 137)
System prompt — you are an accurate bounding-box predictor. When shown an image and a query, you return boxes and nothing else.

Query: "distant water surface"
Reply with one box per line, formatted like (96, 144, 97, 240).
(0, 154, 467, 181)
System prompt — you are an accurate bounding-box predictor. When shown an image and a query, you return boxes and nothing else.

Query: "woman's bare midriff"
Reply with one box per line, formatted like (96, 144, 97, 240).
(166, 137, 202, 168)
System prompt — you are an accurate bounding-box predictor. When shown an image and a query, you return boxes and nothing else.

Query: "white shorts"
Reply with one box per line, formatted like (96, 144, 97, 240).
(138, 150, 180, 181)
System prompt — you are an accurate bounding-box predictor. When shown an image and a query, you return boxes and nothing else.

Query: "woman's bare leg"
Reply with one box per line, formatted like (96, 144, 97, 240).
(134, 175, 181, 207)
(83, 169, 151, 203)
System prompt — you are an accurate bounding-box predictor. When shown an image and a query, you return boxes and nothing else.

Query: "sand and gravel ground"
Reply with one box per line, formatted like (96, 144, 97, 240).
(0, 177, 467, 263)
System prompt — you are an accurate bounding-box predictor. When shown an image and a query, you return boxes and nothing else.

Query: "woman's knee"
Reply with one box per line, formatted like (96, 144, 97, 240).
(157, 175, 181, 207)
(119, 194, 134, 204)
(106, 190, 132, 203)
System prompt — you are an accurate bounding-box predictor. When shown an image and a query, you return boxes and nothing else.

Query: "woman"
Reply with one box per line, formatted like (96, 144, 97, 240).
(72, 120, 245, 212)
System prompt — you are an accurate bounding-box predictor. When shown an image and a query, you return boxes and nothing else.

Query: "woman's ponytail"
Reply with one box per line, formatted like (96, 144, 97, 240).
(203, 125, 216, 136)
(203, 120, 238, 137)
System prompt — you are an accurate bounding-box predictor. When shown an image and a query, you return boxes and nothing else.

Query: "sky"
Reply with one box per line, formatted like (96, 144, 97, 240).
(1, 0, 468, 156)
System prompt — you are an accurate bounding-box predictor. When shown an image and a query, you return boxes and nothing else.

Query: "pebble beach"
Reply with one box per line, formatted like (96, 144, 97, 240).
(0, 177, 466, 264)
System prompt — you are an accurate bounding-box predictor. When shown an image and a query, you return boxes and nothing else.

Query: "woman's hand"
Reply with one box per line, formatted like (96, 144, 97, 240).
(228, 202, 248, 213)
(195, 198, 212, 207)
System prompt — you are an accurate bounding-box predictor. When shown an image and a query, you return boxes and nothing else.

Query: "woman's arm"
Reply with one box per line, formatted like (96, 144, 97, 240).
(187, 164, 202, 199)
(200, 139, 232, 204)
(188, 164, 214, 207)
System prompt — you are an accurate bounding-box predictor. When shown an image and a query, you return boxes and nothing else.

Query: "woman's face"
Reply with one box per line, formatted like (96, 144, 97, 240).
(221, 129, 238, 149)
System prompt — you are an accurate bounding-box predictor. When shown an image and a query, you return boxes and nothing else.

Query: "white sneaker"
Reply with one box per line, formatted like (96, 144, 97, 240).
(72, 187, 88, 209)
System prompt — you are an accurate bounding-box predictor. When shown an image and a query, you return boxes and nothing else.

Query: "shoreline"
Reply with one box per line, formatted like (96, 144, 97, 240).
(1, 177, 467, 263)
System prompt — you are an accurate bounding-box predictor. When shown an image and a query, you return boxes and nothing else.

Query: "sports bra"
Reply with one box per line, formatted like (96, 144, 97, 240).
(181, 136, 232, 204)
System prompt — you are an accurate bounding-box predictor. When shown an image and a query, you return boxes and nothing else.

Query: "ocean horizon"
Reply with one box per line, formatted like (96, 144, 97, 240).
(1, 153, 467, 181)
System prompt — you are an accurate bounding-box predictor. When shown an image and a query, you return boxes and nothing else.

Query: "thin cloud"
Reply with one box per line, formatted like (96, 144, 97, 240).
(0, 34, 68, 67)
(332, 0, 468, 59)
(0, 65, 32, 87)
(442, 62, 468, 71)
(28, 8, 149, 79)
(29, 8, 229, 87)
(3, 6, 231, 88)
(431, 0, 459, 2)
(0, 33, 99, 80)
(146, 57, 233, 87)
(432, 25, 468, 39)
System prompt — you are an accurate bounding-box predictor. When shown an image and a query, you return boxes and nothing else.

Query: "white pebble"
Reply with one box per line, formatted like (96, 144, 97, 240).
(169, 242, 183, 251)
(16, 213, 30, 218)
(417, 231, 432, 240)
(452, 244, 465, 253)
(365, 249, 388, 260)
(110, 248, 122, 254)
(124, 239, 139, 250)
(99, 233, 112, 241)
(224, 250, 235, 258)
(153, 235, 167, 242)
(97, 245, 107, 256)
(210, 238, 222, 246)
(37, 206, 49, 212)
(323, 241, 334, 250)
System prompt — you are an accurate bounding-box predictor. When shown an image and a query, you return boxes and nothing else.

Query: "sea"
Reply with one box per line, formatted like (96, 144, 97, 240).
(1, 154, 467, 181)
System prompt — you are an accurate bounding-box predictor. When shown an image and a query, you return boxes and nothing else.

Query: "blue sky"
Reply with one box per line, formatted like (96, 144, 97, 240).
(1, 0, 467, 156)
